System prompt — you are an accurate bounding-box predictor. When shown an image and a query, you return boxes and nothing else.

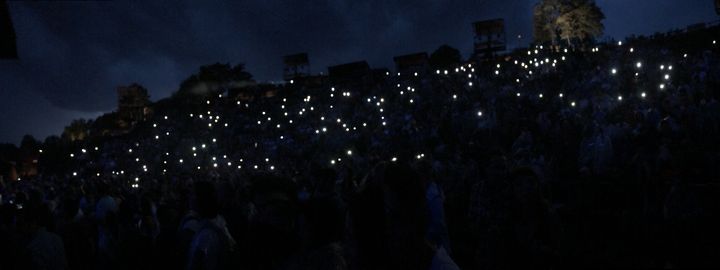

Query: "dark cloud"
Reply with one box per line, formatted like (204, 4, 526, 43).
(0, 0, 715, 144)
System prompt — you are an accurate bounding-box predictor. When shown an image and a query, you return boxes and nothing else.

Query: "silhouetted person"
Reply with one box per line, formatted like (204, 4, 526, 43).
(16, 203, 68, 270)
(289, 196, 347, 270)
(350, 162, 459, 270)
(186, 181, 235, 270)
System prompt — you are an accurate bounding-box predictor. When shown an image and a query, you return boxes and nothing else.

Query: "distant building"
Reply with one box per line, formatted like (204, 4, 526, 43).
(328, 61, 371, 86)
(0, 0, 17, 59)
(472, 18, 507, 61)
(283, 53, 310, 81)
(117, 84, 150, 127)
(393, 52, 429, 77)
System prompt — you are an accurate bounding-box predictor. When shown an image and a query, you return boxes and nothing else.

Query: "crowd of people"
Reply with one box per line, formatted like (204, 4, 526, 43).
(1, 26, 720, 269)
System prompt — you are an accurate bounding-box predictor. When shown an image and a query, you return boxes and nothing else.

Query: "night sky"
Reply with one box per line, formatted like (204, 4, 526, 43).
(0, 0, 717, 144)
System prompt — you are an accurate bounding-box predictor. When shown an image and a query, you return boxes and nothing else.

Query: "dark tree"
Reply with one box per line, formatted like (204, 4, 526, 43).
(62, 119, 91, 142)
(175, 63, 253, 97)
(533, 0, 604, 47)
(556, 0, 605, 47)
(19, 135, 39, 151)
(533, 0, 563, 45)
(429, 45, 462, 70)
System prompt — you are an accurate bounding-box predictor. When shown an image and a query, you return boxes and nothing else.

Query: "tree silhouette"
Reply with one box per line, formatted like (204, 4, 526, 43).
(556, 0, 605, 48)
(62, 119, 91, 142)
(533, 0, 604, 48)
(175, 63, 253, 97)
(429, 45, 462, 71)
(533, 0, 563, 45)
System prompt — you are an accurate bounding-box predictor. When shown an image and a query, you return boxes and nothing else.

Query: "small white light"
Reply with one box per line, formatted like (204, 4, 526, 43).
(618, 95, 623, 101)
(571, 101, 576, 107)
(611, 68, 617, 74)
(641, 92, 646, 98)
(477, 111, 483, 117)
(636, 62, 642, 68)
